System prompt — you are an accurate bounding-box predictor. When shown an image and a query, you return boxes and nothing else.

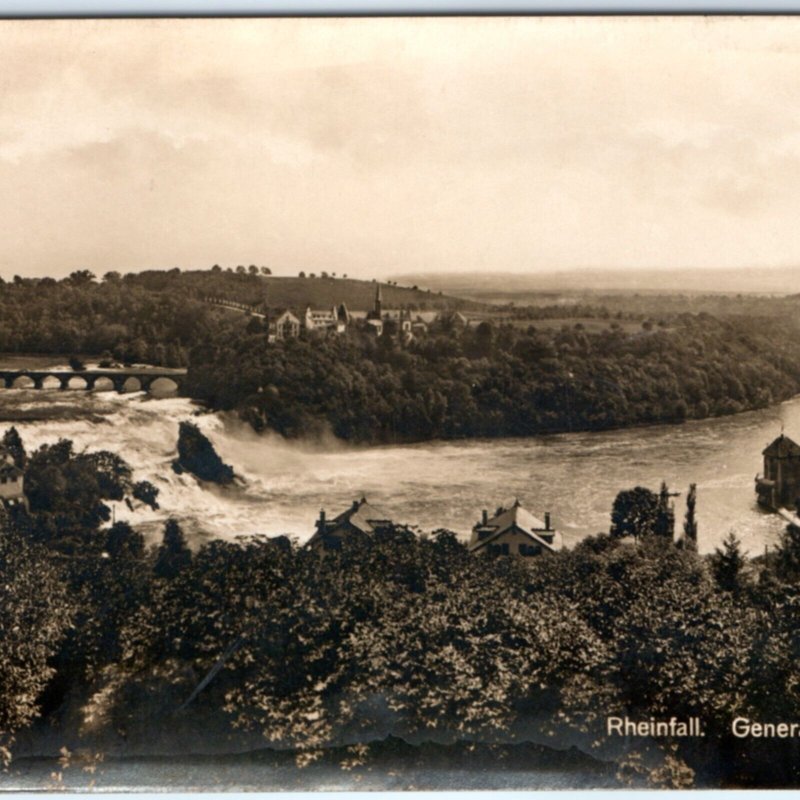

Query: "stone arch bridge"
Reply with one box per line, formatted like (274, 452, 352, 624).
(0, 368, 187, 395)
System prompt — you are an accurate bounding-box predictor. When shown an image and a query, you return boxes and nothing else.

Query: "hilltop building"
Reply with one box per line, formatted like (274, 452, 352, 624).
(337, 303, 352, 326)
(469, 499, 562, 558)
(359, 284, 431, 342)
(266, 304, 350, 341)
(434, 310, 469, 332)
(0, 447, 26, 509)
(382, 308, 413, 334)
(410, 318, 429, 337)
(364, 284, 385, 335)
(371, 283, 382, 320)
(756, 433, 800, 511)
(262, 281, 465, 345)
(304, 304, 349, 335)
(307, 496, 396, 551)
(267, 309, 301, 342)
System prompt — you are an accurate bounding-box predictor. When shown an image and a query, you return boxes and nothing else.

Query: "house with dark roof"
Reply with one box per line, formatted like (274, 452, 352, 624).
(307, 496, 397, 551)
(756, 432, 800, 511)
(0, 447, 25, 509)
(469, 499, 562, 558)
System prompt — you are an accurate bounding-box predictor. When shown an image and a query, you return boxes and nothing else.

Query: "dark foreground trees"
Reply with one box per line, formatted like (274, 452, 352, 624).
(610, 484, 676, 540)
(711, 532, 746, 593)
(8, 452, 800, 787)
(102, 532, 611, 757)
(23, 439, 135, 551)
(0, 521, 73, 765)
(154, 518, 192, 579)
(54, 527, 800, 788)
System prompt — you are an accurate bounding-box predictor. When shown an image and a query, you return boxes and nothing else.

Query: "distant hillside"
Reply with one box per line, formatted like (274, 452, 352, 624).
(395, 267, 800, 301)
(127, 270, 478, 312)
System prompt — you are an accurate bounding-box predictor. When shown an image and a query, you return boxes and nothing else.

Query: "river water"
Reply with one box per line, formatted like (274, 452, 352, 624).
(0, 358, 794, 555)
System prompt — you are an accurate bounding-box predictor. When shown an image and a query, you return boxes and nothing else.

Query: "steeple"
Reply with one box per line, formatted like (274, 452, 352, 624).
(374, 283, 382, 318)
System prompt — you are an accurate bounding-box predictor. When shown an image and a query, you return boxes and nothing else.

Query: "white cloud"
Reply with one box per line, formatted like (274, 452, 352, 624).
(1, 17, 800, 278)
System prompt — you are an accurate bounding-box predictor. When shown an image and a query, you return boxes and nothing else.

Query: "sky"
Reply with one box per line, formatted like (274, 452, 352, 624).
(2, 17, 800, 280)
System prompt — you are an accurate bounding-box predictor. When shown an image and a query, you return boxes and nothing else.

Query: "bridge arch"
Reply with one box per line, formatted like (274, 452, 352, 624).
(92, 376, 115, 392)
(10, 375, 34, 389)
(148, 376, 180, 396)
(121, 376, 143, 393)
(0, 368, 185, 396)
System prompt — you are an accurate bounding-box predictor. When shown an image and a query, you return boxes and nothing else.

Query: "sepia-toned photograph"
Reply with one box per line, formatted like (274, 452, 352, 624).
(2, 14, 800, 791)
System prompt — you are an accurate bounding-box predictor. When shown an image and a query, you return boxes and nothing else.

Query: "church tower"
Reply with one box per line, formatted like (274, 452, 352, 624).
(374, 283, 382, 319)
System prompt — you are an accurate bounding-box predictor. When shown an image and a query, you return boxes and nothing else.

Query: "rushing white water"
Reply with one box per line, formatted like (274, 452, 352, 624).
(0, 357, 795, 554)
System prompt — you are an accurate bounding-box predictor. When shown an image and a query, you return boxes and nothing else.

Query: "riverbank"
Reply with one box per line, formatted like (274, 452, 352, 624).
(0, 381, 792, 554)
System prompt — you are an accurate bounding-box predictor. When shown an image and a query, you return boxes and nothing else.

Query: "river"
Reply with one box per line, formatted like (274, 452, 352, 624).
(0, 357, 794, 555)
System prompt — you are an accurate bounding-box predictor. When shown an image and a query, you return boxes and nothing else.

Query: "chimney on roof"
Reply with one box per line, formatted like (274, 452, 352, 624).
(544, 512, 551, 530)
(482, 509, 488, 525)
(317, 509, 326, 532)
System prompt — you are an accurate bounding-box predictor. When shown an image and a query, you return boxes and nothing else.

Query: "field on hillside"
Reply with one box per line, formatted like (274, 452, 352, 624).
(127, 270, 479, 312)
(500, 316, 648, 334)
(259, 276, 481, 311)
(456, 307, 648, 333)
(395, 271, 800, 323)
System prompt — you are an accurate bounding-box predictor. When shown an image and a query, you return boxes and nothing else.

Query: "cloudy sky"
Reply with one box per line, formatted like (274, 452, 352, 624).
(1, 16, 799, 279)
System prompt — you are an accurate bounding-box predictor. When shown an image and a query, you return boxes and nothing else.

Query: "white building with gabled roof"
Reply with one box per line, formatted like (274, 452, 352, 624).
(306, 496, 397, 551)
(469, 499, 562, 558)
(303, 304, 350, 335)
(267, 309, 301, 342)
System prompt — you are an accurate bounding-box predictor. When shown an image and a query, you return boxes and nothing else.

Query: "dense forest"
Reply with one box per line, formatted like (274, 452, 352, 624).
(188, 310, 800, 443)
(0, 271, 215, 366)
(3, 424, 800, 788)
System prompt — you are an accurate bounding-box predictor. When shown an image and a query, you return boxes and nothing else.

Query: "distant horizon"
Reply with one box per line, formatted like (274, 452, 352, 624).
(394, 264, 800, 295)
(4, 262, 800, 299)
(4, 18, 800, 280)
(4, 262, 799, 282)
